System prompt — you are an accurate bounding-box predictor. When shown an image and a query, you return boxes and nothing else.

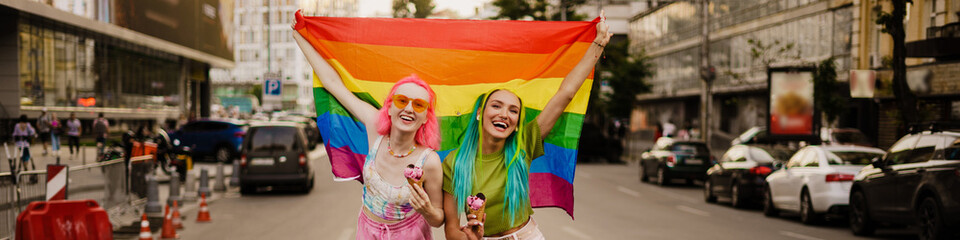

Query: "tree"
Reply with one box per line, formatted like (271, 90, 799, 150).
(813, 57, 844, 126)
(393, 0, 434, 18)
(875, 0, 919, 126)
(491, 0, 586, 21)
(595, 39, 653, 119)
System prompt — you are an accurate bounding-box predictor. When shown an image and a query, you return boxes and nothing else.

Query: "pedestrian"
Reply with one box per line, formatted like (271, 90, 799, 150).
(66, 112, 82, 156)
(50, 113, 61, 157)
(441, 14, 611, 239)
(12, 115, 37, 172)
(296, 22, 445, 239)
(36, 108, 51, 156)
(662, 119, 676, 138)
(93, 113, 109, 156)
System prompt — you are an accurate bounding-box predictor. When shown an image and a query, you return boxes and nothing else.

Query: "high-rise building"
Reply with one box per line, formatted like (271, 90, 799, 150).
(211, 0, 358, 115)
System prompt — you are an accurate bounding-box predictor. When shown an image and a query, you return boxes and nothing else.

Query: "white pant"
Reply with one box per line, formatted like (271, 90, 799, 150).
(483, 217, 545, 240)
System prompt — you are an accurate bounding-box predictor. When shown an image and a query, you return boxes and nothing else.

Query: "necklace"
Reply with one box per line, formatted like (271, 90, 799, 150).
(386, 137, 416, 158)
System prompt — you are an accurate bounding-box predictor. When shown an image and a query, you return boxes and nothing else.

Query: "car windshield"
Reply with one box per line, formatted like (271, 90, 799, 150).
(946, 139, 960, 160)
(832, 131, 871, 145)
(672, 143, 709, 155)
(750, 147, 793, 163)
(248, 127, 298, 152)
(826, 151, 883, 165)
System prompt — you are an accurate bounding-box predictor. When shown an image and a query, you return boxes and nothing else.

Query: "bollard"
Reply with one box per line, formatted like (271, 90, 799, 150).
(145, 174, 163, 217)
(183, 169, 197, 202)
(230, 160, 240, 187)
(167, 167, 182, 207)
(214, 162, 226, 192)
(198, 169, 211, 198)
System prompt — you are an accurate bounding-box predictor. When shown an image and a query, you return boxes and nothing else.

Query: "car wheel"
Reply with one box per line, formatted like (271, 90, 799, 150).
(849, 191, 876, 236)
(640, 163, 649, 182)
(215, 146, 233, 163)
(800, 189, 821, 225)
(704, 180, 717, 203)
(240, 184, 255, 195)
(656, 167, 670, 186)
(918, 197, 947, 240)
(731, 182, 745, 208)
(763, 185, 779, 217)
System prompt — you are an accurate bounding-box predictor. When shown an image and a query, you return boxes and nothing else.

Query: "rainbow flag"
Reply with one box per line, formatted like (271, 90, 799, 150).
(295, 11, 596, 217)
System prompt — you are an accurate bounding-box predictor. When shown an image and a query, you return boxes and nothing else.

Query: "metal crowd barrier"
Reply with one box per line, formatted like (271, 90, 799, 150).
(0, 155, 155, 239)
(0, 173, 15, 239)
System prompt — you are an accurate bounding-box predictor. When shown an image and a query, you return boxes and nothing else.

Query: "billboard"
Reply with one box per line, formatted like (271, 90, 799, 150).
(767, 67, 817, 139)
(113, 0, 234, 61)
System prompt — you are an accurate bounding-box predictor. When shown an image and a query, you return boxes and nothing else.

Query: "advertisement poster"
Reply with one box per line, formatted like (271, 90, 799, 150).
(769, 68, 815, 136)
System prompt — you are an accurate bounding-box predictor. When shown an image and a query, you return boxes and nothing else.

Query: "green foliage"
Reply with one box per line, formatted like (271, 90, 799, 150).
(249, 84, 263, 103)
(595, 39, 653, 118)
(813, 57, 844, 125)
(393, 0, 434, 18)
(872, 0, 912, 34)
(491, 0, 586, 21)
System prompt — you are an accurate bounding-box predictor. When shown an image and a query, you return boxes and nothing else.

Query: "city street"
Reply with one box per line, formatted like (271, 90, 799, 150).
(172, 147, 918, 240)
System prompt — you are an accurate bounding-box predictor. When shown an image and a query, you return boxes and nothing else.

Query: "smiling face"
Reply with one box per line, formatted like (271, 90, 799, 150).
(481, 90, 522, 140)
(389, 83, 431, 133)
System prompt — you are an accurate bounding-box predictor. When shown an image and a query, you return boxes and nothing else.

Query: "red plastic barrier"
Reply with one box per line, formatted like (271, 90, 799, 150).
(16, 200, 113, 240)
(131, 141, 143, 157)
(142, 142, 157, 157)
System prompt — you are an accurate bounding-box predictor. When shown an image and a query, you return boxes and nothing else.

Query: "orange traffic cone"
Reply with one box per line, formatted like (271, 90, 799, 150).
(171, 201, 184, 229)
(139, 213, 153, 240)
(160, 205, 179, 239)
(196, 193, 211, 222)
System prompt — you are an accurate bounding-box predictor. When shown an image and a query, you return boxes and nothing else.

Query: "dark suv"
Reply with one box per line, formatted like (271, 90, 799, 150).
(169, 119, 246, 162)
(640, 137, 713, 185)
(239, 122, 315, 194)
(849, 130, 960, 240)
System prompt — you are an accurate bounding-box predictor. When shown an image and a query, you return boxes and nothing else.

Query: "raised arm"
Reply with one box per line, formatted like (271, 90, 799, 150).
(537, 12, 612, 138)
(292, 22, 379, 131)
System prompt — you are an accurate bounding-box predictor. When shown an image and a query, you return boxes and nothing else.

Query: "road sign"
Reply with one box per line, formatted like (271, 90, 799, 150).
(263, 73, 282, 102)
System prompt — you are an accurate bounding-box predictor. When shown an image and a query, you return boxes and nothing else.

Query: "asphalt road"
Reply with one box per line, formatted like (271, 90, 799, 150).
(174, 148, 919, 240)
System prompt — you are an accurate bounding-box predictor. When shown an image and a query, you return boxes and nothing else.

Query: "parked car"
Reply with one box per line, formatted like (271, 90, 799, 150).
(764, 145, 885, 224)
(704, 144, 794, 208)
(640, 137, 713, 185)
(849, 129, 960, 240)
(732, 126, 873, 147)
(168, 119, 246, 163)
(273, 115, 320, 149)
(238, 122, 315, 194)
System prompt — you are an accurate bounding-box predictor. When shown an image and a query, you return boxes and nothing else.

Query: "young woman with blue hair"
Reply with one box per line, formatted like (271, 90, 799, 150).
(442, 13, 613, 240)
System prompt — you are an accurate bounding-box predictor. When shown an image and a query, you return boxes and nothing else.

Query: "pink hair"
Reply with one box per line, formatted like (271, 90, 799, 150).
(376, 74, 441, 150)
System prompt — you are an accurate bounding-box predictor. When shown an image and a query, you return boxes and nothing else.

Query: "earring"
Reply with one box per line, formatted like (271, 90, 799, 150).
(476, 113, 480, 121)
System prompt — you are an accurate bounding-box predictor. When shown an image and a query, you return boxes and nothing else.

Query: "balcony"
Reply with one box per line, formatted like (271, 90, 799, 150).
(906, 22, 960, 60)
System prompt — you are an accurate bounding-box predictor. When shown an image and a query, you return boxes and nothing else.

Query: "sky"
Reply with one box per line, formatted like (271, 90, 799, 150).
(358, 0, 489, 17)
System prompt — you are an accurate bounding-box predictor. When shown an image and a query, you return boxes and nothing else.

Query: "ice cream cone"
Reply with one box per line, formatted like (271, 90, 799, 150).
(404, 164, 424, 188)
(406, 177, 424, 189)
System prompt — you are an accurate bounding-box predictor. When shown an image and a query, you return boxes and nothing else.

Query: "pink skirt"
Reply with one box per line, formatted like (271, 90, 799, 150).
(357, 211, 432, 240)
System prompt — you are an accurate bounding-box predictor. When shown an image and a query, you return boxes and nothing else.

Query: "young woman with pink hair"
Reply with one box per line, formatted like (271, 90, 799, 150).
(293, 21, 444, 239)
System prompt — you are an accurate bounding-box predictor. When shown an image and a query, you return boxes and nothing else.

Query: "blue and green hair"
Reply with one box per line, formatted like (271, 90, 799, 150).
(452, 89, 530, 226)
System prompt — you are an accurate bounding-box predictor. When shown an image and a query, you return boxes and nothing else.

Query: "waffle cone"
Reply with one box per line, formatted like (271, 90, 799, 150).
(468, 204, 486, 222)
(406, 177, 424, 188)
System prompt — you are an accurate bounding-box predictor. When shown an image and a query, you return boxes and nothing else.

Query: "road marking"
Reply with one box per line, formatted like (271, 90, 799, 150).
(779, 231, 823, 240)
(562, 226, 592, 240)
(339, 228, 354, 240)
(617, 186, 641, 198)
(675, 205, 710, 217)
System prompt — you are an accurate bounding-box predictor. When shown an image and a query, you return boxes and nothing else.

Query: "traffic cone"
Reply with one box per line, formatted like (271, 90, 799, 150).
(160, 205, 178, 239)
(139, 213, 153, 240)
(196, 193, 211, 222)
(171, 201, 184, 229)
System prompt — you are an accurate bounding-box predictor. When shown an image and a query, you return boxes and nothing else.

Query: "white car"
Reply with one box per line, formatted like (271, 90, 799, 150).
(763, 145, 885, 224)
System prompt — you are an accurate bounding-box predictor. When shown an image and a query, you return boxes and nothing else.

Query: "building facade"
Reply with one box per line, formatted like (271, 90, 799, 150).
(211, 0, 357, 115)
(629, 0, 861, 149)
(1, 0, 234, 132)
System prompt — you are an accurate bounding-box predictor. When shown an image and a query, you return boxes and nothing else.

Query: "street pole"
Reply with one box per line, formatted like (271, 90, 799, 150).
(266, 1, 272, 73)
(699, 0, 713, 145)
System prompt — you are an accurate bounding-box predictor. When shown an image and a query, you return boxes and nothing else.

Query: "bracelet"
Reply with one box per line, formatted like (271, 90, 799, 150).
(593, 41, 606, 48)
